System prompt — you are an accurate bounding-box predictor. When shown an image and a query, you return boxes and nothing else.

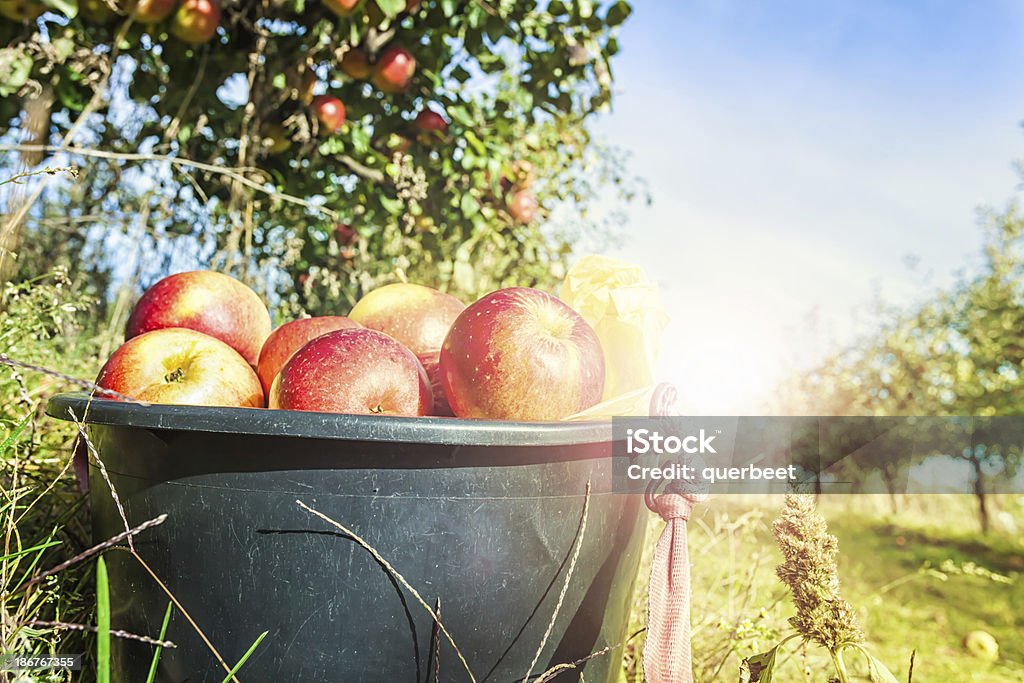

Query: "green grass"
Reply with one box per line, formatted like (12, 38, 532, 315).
(621, 495, 1024, 682)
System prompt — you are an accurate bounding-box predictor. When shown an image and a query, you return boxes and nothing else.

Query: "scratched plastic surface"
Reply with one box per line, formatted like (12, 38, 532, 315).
(47, 393, 645, 683)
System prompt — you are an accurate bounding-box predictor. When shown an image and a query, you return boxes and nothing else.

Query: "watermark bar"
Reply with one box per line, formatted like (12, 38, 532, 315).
(0, 654, 83, 671)
(611, 416, 1024, 495)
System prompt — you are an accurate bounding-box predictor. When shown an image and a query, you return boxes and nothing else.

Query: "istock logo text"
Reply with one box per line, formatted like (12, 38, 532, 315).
(625, 428, 717, 455)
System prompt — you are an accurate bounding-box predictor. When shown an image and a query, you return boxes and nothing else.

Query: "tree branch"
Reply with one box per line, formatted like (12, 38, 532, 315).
(0, 144, 339, 220)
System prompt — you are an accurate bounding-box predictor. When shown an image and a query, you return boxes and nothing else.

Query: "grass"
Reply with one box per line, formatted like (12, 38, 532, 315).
(621, 495, 1024, 682)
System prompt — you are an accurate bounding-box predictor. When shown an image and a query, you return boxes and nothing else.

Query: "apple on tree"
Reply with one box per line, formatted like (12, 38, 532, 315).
(372, 45, 416, 93)
(340, 47, 373, 80)
(170, 0, 221, 44)
(97, 328, 264, 407)
(269, 328, 432, 416)
(256, 316, 361, 395)
(413, 108, 448, 143)
(507, 188, 538, 224)
(312, 95, 346, 134)
(440, 287, 605, 421)
(128, 0, 176, 23)
(323, 0, 357, 16)
(348, 283, 466, 415)
(126, 270, 272, 366)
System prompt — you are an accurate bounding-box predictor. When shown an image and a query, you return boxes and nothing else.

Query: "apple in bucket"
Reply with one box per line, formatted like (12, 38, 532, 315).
(97, 328, 264, 407)
(125, 271, 272, 366)
(440, 287, 605, 420)
(348, 283, 465, 415)
(269, 328, 432, 416)
(256, 316, 362, 395)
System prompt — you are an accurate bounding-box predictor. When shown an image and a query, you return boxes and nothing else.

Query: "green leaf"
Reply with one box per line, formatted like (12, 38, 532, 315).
(460, 193, 479, 217)
(605, 0, 631, 26)
(219, 630, 269, 683)
(272, 72, 287, 89)
(145, 603, 174, 683)
(96, 556, 110, 683)
(0, 49, 32, 98)
(375, 0, 405, 18)
(865, 652, 901, 683)
(41, 0, 77, 18)
(741, 646, 779, 683)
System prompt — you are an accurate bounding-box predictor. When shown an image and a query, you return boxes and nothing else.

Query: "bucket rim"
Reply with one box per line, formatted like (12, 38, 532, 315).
(46, 392, 617, 447)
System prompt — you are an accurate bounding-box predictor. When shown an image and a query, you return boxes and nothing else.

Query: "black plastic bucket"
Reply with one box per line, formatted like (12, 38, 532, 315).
(47, 393, 646, 682)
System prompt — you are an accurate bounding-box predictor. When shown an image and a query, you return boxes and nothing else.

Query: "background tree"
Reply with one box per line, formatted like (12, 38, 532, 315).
(777, 204, 1024, 531)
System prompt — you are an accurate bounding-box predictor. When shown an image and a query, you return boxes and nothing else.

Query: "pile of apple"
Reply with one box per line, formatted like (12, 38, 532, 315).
(96, 270, 606, 421)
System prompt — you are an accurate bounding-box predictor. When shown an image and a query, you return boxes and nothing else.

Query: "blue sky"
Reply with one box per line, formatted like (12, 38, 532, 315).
(592, 0, 1024, 412)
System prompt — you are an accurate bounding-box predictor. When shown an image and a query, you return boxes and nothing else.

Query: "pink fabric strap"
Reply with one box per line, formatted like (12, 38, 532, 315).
(643, 491, 698, 683)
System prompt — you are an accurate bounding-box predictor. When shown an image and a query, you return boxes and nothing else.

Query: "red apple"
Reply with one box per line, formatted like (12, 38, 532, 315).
(128, 0, 175, 22)
(126, 271, 272, 366)
(269, 328, 432, 416)
(256, 316, 362, 395)
(414, 109, 447, 142)
(334, 223, 357, 244)
(372, 45, 416, 93)
(97, 328, 264, 407)
(324, 0, 358, 16)
(414, 110, 447, 132)
(170, 0, 220, 43)
(507, 188, 538, 223)
(440, 287, 604, 420)
(312, 94, 346, 133)
(349, 283, 466, 415)
(341, 47, 373, 80)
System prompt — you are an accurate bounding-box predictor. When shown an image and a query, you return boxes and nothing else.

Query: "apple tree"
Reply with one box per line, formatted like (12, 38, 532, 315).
(0, 0, 640, 315)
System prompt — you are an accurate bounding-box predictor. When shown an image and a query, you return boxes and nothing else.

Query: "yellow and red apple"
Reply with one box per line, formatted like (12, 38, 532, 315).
(507, 188, 538, 223)
(269, 328, 432, 416)
(170, 0, 220, 43)
(440, 287, 605, 420)
(348, 283, 465, 415)
(129, 0, 176, 23)
(126, 271, 272, 366)
(256, 316, 361, 395)
(97, 328, 264, 407)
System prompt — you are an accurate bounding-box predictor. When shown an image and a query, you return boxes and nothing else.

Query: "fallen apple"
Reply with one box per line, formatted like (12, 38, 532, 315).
(269, 328, 432, 416)
(349, 283, 466, 415)
(97, 328, 264, 407)
(256, 316, 362, 395)
(125, 270, 272, 366)
(440, 287, 605, 420)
